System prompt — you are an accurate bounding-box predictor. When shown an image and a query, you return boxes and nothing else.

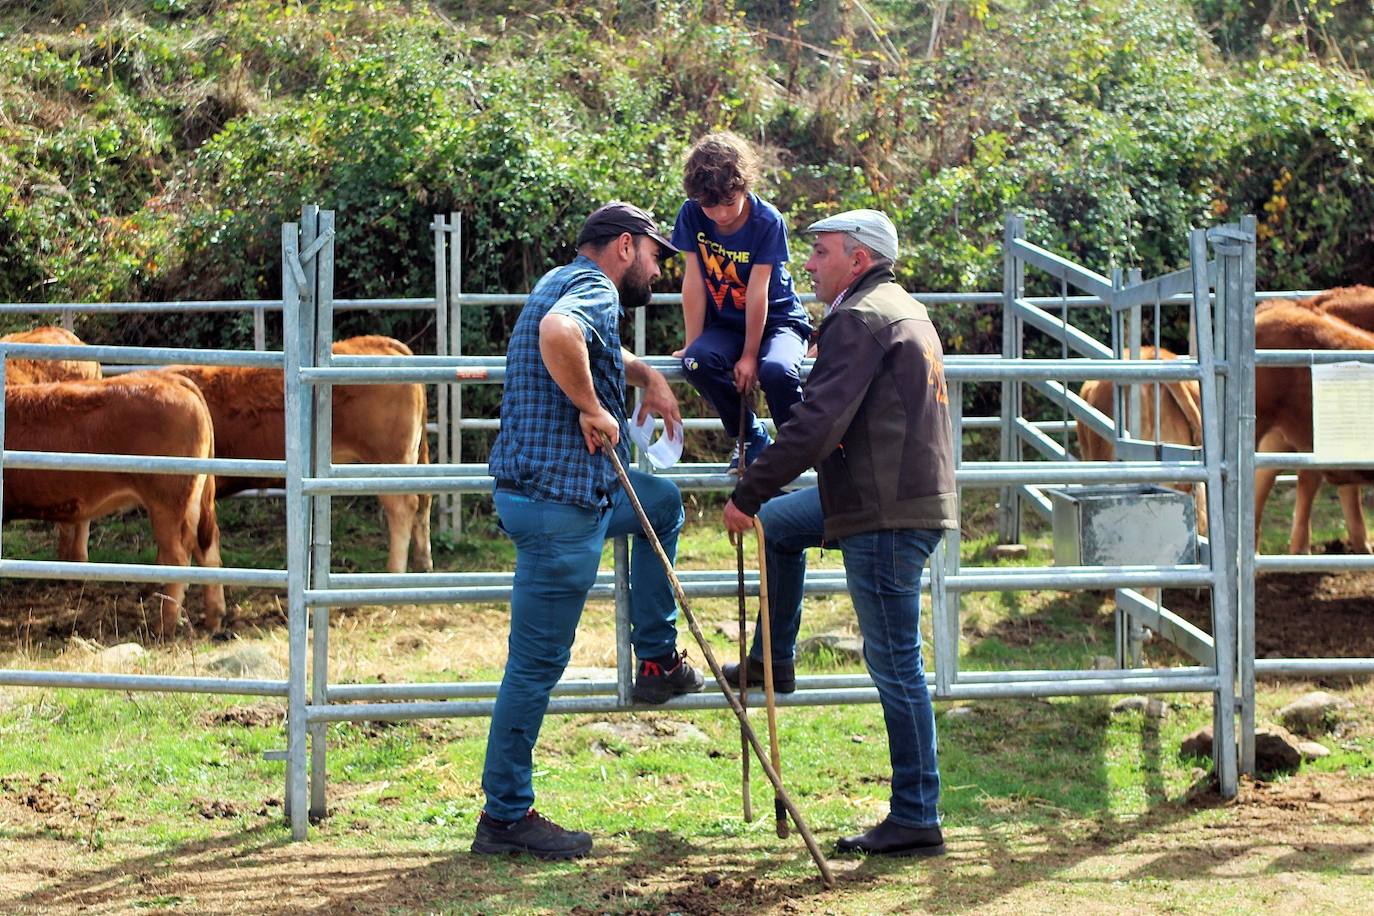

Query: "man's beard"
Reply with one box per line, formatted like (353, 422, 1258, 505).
(618, 259, 653, 310)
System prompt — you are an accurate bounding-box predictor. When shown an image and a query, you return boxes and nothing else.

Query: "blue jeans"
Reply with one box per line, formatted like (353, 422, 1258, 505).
(481, 470, 683, 820)
(681, 323, 808, 438)
(752, 487, 945, 828)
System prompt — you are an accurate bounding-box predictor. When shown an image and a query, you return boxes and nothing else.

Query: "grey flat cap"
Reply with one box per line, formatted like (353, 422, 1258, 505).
(805, 209, 899, 262)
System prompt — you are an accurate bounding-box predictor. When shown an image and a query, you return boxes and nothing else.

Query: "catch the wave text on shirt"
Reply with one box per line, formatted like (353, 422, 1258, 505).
(696, 232, 750, 313)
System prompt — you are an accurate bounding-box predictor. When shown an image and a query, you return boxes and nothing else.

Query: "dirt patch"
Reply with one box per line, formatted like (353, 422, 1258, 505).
(2, 771, 1372, 914)
(0, 577, 287, 647)
(0, 773, 121, 838)
(195, 799, 243, 820)
(197, 703, 284, 729)
(2, 773, 73, 817)
(1167, 564, 1374, 660)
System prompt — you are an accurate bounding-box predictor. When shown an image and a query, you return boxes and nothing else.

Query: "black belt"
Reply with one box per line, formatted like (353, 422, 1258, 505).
(494, 479, 524, 494)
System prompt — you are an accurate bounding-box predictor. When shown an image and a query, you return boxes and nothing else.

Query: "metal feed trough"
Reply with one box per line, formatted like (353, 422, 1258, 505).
(1050, 485, 1197, 568)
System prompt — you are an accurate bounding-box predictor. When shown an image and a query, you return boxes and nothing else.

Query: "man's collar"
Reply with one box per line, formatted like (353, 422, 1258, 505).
(828, 260, 896, 311)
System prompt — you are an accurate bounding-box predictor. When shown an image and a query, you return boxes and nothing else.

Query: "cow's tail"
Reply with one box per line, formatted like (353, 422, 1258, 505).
(416, 421, 434, 529)
(1165, 380, 1205, 446)
(197, 472, 219, 558)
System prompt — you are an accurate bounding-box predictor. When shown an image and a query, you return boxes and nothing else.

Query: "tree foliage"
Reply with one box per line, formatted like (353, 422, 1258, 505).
(1, 0, 1371, 363)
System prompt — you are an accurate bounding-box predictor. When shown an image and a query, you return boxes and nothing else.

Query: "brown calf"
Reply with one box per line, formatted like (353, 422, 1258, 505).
(3, 373, 226, 635)
(2, 327, 102, 385)
(1253, 299, 1374, 553)
(161, 335, 432, 573)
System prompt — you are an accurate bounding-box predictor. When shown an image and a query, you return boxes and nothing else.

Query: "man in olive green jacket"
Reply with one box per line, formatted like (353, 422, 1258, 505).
(724, 208, 957, 857)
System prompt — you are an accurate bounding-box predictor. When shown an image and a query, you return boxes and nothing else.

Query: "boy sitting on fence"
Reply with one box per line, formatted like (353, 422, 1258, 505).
(671, 132, 812, 471)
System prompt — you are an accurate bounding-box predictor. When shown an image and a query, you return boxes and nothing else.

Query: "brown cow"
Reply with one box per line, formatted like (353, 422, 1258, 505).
(1253, 301, 1374, 553)
(3, 373, 226, 635)
(1255, 291, 1373, 551)
(1077, 346, 1209, 535)
(160, 335, 432, 573)
(2, 327, 102, 384)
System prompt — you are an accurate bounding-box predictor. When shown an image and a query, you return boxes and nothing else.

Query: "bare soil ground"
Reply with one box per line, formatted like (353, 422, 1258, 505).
(1165, 561, 1374, 661)
(1, 771, 1371, 914)
(9, 561, 1374, 660)
(3, 522, 1372, 912)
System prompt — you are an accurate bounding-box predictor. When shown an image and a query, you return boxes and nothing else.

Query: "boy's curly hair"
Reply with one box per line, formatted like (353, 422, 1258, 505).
(683, 131, 760, 206)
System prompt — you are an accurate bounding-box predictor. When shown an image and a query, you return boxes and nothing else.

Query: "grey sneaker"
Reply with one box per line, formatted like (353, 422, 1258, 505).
(470, 809, 593, 860)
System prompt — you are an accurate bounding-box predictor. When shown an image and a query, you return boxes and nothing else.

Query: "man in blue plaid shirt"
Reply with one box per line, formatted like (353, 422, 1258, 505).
(473, 203, 705, 861)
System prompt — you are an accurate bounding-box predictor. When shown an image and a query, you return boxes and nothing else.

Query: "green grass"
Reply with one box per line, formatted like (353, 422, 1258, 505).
(2, 488, 1373, 912)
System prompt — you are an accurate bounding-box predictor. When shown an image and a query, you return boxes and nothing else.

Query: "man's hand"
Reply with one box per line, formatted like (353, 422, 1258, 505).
(580, 407, 620, 453)
(723, 498, 755, 535)
(635, 367, 683, 440)
(733, 353, 759, 393)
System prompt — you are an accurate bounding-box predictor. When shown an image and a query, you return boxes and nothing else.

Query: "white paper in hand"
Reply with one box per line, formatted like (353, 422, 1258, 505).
(629, 410, 684, 469)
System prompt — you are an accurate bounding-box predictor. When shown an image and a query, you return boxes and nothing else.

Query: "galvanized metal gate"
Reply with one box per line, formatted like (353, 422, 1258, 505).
(282, 208, 1246, 838)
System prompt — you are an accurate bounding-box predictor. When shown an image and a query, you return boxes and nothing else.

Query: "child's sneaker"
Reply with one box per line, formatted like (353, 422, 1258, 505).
(727, 428, 773, 475)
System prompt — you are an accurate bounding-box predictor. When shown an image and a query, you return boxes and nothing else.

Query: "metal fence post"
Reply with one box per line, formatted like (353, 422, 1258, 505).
(433, 214, 450, 534)
(614, 536, 633, 705)
(449, 211, 464, 535)
(0, 351, 6, 561)
(309, 208, 336, 820)
(999, 214, 1025, 544)
(282, 219, 313, 839)
(934, 379, 963, 696)
(1227, 215, 1259, 775)
(1193, 226, 1238, 798)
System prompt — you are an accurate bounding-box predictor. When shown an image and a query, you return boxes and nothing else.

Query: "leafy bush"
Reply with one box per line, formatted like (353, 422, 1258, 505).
(1, 0, 1372, 383)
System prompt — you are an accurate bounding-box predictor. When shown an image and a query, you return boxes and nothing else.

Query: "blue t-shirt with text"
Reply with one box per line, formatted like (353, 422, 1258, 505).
(671, 193, 811, 336)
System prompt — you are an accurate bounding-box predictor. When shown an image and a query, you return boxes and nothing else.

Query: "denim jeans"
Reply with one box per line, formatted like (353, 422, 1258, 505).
(481, 469, 683, 820)
(681, 323, 808, 437)
(751, 486, 945, 827)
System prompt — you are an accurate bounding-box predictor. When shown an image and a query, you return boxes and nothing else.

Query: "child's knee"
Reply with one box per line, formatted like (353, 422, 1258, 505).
(757, 355, 800, 390)
(681, 338, 730, 377)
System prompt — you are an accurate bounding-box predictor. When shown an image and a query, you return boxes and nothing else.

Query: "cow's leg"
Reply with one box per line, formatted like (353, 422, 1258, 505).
(192, 479, 227, 630)
(1288, 470, 1322, 554)
(1253, 467, 1281, 542)
(1338, 484, 1371, 553)
(148, 506, 191, 638)
(379, 494, 418, 574)
(56, 520, 91, 562)
(410, 493, 433, 572)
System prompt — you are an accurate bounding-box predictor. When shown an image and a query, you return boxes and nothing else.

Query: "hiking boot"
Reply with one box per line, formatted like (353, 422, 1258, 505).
(721, 656, 797, 694)
(470, 809, 593, 860)
(727, 428, 773, 475)
(835, 818, 945, 857)
(632, 649, 705, 704)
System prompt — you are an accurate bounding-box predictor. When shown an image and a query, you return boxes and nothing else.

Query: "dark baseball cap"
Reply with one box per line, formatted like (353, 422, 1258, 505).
(576, 201, 677, 256)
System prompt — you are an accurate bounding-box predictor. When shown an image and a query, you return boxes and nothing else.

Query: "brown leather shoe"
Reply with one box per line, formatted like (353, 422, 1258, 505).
(836, 818, 945, 857)
(721, 656, 796, 694)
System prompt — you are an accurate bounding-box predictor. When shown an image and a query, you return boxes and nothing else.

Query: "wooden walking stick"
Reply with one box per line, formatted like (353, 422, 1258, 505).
(735, 398, 753, 822)
(752, 516, 789, 839)
(601, 435, 834, 887)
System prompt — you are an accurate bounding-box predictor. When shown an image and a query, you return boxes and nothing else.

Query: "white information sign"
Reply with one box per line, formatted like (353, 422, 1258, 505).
(1311, 361, 1374, 462)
